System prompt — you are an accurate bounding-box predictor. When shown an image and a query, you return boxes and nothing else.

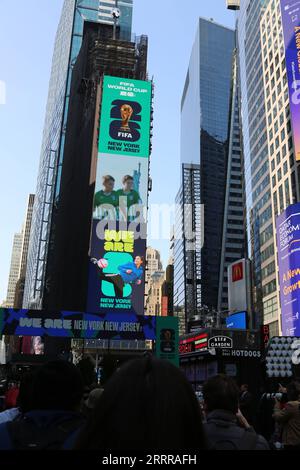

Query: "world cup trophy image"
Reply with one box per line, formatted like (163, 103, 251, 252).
(120, 104, 133, 132)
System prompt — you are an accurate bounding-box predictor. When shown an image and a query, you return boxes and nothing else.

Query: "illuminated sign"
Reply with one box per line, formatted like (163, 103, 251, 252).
(208, 336, 233, 349)
(87, 221, 146, 316)
(179, 333, 208, 355)
(261, 324, 270, 350)
(99, 76, 152, 157)
(232, 262, 243, 282)
(0, 309, 157, 340)
(87, 76, 152, 315)
(276, 203, 300, 336)
(156, 317, 179, 367)
(226, 312, 247, 330)
(280, 1, 300, 161)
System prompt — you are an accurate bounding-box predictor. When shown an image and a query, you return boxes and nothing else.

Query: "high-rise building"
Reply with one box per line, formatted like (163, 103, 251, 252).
(259, 0, 300, 334)
(41, 20, 149, 315)
(174, 18, 245, 332)
(237, 0, 274, 333)
(145, 247, 163, 302)
(236, 0, 300, 336)
(4, 233, 23, 307)
(24, 0, 133, 309)
(14, 194, 35, 308)
(145, 270, 165, 316)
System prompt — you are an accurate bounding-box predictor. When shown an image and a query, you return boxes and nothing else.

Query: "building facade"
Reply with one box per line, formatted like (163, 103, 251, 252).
(260, 0, 300, 334)
(237, 0, 300, 336)
(145, 270, 165, 316)
(24, 0, 133, 309)
(4, 233, 23, 307)
(174, 18, 245, 332)
(145, 247, 163, 303)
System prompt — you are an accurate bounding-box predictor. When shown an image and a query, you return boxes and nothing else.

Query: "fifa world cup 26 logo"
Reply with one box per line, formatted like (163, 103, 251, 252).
(120, 104, 133, 132)
(109, 99, 141, 142)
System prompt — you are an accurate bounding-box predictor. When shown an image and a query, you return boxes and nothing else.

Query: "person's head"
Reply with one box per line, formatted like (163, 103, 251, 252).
(203, 375, 239, 414)
(102, 175, 115, 193)
(85, 388, 104, 410)
(134, 256, 144, 268)
(31, 361, 84, 412)
(75, 356, 206, 450)
(17, 370, 35, 413)
(240, 384, 248, 393)
(286, 381, 300, 402)
(120, 104, 133, 126)
(122, 175, 134, 192)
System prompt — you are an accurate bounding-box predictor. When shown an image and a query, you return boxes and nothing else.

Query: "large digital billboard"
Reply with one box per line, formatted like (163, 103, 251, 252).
(87, 76, 152, 316)
(0, 308, 156, 341)
(280, 0, 300, 161)
(276, 203, 300, 336)
(99, 76, 152, 157)
(87, 221, 146, 315)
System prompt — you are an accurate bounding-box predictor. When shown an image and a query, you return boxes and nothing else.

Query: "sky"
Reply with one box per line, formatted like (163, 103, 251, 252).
(0, 0, 235, 303)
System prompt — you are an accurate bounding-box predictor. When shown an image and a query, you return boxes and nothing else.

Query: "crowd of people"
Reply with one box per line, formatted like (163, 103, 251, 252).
(0, 356, 299, 451)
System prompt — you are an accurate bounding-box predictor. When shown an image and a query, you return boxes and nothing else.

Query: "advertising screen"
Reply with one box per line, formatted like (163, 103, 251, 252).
(280, 0, 300, 161)
(99, 76, 152, 157)
(87, 75, 152, 315)
(276, 203, 300, 336)
(226, 312, 247, 330)
(87, 221, 146, 316)
(0, 308, 157, 341)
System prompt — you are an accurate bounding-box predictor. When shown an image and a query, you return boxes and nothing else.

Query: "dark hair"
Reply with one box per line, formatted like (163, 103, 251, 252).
(203, 375, 239, 414)
(286, 381, 300, 401)
(135, 255, 144, 264)
(122, 175, 133, 183)
(75, 357, 206, 450)
(17, 370, 35, 413)
(31, 361, 84, 412)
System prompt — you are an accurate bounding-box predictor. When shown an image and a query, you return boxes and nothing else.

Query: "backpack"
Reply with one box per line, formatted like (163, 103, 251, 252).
(6, 414, 84, 450)
(207, 421, 258, 450)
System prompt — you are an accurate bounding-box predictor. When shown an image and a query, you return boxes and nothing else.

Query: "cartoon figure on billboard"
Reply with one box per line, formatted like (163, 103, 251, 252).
(120, 104, 133, 132)
(91, 255, 144, 297)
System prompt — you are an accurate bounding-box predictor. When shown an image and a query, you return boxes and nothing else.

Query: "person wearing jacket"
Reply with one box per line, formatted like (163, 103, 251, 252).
(203, 375, 269, 450)
(0, 361, 85, 450)
(91, 255, 144, 297)
(273, 381, 300, 450)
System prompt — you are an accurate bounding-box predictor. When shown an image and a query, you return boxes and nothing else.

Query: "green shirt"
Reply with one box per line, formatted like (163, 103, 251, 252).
(116, 189, 141, 208)
(94, 190, 118, 220)
(94, 190, 118, 209)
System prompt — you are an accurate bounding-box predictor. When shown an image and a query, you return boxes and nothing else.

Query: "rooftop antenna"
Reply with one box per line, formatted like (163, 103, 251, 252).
(112, 0, 121, 40)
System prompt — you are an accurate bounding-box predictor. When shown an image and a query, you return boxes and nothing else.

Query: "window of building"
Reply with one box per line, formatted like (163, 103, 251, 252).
(273, 192, 278, 217)
(278, 168, 282, 182)
(271, 159, 275, 171)
(279, 185, 284, 212)
(276, 152, 281, 165)
(285, 179, 290, 206)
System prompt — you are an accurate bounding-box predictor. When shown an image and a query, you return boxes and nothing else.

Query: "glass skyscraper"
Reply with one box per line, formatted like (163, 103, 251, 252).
(174, 18, 245, 331)
(24, 0, 133, 308)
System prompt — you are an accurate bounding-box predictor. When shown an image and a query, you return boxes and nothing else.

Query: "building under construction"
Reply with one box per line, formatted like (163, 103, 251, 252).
(41, 21, 153, 356)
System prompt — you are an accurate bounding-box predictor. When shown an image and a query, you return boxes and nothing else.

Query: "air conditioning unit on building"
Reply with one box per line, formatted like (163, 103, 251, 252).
(226, 0, 240, 10)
